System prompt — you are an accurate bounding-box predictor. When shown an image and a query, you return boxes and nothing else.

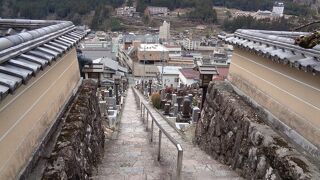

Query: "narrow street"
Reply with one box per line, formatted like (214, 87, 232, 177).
(93, 88, 241, 180)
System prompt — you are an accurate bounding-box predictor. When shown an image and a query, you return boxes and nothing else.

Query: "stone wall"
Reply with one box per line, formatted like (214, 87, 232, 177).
(42, 80, 105, 179)
(195, 82, 320, 179)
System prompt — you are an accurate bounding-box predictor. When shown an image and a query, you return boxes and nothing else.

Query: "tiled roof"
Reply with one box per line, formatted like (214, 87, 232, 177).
(0, 19, 88, 101)
(157, 66, 182, 75)
(179, 68, 200, 80)
(225, 29, 320, 74)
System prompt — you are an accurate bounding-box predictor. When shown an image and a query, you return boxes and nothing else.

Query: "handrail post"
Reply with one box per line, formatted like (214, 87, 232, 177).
(158, 129, 162, 161)
(146, 111, 149, 131)
(150, 118, 154, 142)
(140, 102, 142, 117)
(176, 144, 183, 180)
(143, 105, 145, 123)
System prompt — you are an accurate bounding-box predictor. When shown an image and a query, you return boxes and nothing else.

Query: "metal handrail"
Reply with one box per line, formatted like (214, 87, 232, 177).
(132, 87, 183, 180)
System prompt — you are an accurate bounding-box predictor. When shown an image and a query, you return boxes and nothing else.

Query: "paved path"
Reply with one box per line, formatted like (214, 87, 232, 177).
(134, 88, 241, 180)
(93, 88, 241, 180)
(92, 88, 171, 180)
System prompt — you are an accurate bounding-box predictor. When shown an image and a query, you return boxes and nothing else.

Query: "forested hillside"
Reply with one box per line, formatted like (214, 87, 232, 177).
(0, 0, 312, 20)
(0, 0, 124, 23)
(0, 0, 314, 31)
(137, 0, 311, 16)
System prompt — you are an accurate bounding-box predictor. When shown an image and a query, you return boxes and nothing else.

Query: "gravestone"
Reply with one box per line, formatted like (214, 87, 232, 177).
(181, 98, 192, 118)
(188, 94, 193, 103)
(176, 98, 192, 123)
(160, 100, 166, 109)
(160, 90, 165, 100)
(106, 97, 116, 110)
(164, 103, 170, 115)
(177, 96, 184, 111)
(173, 103, 178, 117)
(192, 107, 201, 123)
(172, 94, 177, 105)
(166, 93, 172, 100)
(99, 101, 106, 117)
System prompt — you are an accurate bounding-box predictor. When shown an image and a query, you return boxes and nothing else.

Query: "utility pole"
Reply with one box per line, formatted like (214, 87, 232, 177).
(161, 49, 164, 88)
(143, 45, 146, 87)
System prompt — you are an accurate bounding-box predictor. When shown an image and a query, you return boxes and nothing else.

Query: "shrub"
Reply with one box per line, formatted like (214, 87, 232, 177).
(151, 93, 161, 109)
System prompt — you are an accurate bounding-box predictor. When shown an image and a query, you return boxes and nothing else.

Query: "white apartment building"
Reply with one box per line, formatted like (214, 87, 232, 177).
(272, 2, 285, 17)
(116, 6, 136, 17)
(159, 21, 170, 41)
(182, 38, 201, 50)
(145, 6, 169, 16)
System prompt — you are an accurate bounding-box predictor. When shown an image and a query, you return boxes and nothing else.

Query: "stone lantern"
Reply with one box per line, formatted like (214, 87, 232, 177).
(198, 65, 219, 109)
(114, 76, 120, 105)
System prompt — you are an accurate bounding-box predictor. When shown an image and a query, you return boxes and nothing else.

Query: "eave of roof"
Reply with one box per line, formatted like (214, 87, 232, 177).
(0, 19, 89, 101)
(225, 29, 320, 75)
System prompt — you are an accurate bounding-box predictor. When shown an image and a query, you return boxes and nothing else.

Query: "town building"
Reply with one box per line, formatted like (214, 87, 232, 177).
(82, 57, 128, 86)
(225, 29, 320, 160)
(182, 38, 201, 51)
(121, 33, 159, 50)
(272, 2, 285, 17)
(137, 44, 169, 64)
(164, 44, 182, 58)
(182, 38, 216, 51)
(179, 68, 200, 86)
(157, 66, 181, 88)
(145, 6, 169, 16)
(131, 44, 169, 77)
(159, 21, 170, 42)
(210, 50, 231, 67)
(116, 6, 136, 17)
(0, 19, 87, 179)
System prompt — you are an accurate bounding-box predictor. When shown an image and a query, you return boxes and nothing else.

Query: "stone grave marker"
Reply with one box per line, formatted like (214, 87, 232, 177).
(192, 107, 201, 123)
(160, 100, 166, 109)
(188, 94, 193, 103)
(172, 94, 177, 105)
(177, 96, 184, 111)
(164, 103, 170, 115)
(173, 103, 178, 117)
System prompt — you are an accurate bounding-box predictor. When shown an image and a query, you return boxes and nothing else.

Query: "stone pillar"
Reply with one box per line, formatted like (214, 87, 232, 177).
(192, 107, 200, 123)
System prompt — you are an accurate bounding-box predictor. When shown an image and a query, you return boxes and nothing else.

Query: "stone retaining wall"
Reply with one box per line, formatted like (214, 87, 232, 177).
(195, 82, 320, 179)
(42, 80, 105, 179)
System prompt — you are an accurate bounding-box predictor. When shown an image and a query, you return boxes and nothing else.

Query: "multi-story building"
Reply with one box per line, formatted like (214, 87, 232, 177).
(133, 44, 169, 77)
(179, 68, 200, 86)
(145, 6, 169, 16)
(182, 38, 201, 51)
(137, 44, 169, 64)
(225, 29, 320, 160)
(157, 66, 181, 88)
(272, 2, 285, 17)
(116, 6, 136, 17)
(0, 19, 87, 179)
(121, 33, 159, 50)
(159, 21, 170, 42)
(164, 44, 182, 58)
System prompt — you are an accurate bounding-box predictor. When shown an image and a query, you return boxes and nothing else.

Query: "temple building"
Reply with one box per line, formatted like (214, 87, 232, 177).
(0, 19, 87, 179)
(225, 29, 320, 160)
